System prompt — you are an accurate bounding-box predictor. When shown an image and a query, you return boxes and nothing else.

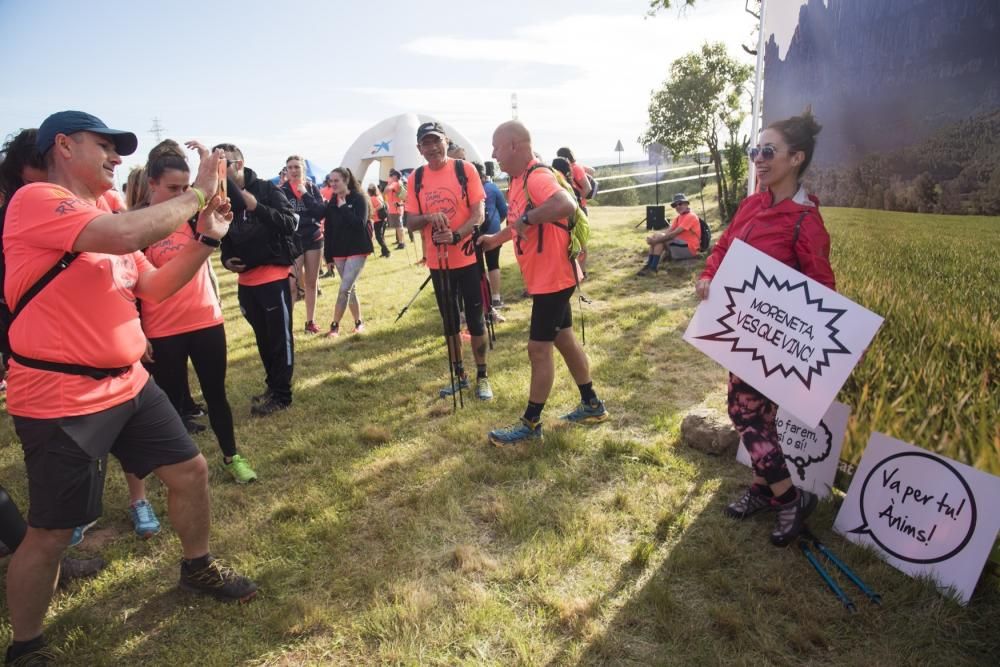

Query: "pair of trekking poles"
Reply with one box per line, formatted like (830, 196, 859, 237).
(799, 527, 882, 613)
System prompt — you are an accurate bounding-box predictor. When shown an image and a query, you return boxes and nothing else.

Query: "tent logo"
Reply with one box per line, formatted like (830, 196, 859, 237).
(370, 140, 391, 155)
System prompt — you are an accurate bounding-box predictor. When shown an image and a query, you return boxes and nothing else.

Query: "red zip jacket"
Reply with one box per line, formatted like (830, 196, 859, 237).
(700, 187, 835, 290)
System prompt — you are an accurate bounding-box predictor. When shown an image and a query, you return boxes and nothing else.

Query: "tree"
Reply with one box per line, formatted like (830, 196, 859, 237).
(640, 43, 753, 223)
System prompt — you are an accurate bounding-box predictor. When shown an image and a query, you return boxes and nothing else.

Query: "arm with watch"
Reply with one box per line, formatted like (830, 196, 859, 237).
(430, 200, 484, 246)
(133, 189, 232, 304)
(477, 189, 575, 251)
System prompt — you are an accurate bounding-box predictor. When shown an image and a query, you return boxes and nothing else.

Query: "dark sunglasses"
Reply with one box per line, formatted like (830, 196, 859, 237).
(226, 159, 238, 166)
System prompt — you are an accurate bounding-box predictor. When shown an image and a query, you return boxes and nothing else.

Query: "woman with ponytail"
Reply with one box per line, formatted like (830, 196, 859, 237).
(696, 109, 835, 547)
(322, 167, 372, 336)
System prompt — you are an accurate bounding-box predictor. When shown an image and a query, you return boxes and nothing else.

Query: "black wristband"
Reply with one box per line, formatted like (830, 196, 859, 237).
(451, 231, 461, 245)
(196, 233, 221, 248)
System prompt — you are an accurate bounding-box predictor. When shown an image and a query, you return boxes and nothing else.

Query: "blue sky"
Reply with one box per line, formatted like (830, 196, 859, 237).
(0, 0, 755, 184)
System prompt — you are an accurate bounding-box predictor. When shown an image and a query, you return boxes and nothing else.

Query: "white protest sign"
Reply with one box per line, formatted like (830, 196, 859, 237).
(683, 239, 882, 427)
(833, 433, 1000, 605)
(736, 401, 850, 498)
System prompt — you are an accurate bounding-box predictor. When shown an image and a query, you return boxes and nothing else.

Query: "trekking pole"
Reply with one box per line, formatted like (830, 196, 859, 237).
(472, 227, 496, 348)
(394, 274, 432, 323)
(437, 244, 462, 410)
(800, 541, 857, 613)
(803, 529, 882, 605)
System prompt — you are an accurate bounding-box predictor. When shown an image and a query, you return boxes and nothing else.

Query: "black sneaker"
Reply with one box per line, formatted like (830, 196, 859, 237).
(395, 242, 406, 250)
(183, 417, 207, 434)
(636, 265, 657, 277)
(5, 641, 56, 666)
(179, 556, 258, 603)
(183, 402, 207, 419)
(724, 486, 774, 520)
(380, 248, 391, 258)
(58, 556, 106, 587)
(250, 397, 291, 417)
(251, 389, 273, 406)
(770, 489, 817, 546)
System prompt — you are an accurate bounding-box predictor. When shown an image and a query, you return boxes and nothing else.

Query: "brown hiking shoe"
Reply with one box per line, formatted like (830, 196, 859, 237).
(179, 556, 258, 603)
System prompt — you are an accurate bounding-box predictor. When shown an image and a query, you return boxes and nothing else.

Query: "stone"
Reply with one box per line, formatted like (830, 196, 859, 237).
(682, 407, 739, 456)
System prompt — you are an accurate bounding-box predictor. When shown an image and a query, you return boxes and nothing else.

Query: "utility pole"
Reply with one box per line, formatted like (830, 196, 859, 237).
(149, 117, 165, 143)
(511, 93, 518, 120)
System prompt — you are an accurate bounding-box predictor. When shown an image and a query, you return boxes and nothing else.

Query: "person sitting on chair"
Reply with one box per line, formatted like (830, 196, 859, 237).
(638, 193, 701, 275)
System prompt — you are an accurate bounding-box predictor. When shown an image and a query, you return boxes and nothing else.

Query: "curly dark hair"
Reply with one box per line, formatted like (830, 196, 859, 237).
(0, 128, 43, 201)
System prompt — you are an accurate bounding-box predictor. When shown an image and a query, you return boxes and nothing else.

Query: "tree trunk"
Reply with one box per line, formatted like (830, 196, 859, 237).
(709, 145, 728, 221)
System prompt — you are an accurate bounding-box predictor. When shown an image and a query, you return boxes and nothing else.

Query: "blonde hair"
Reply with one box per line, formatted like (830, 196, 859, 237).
(126, 165, 149, 209)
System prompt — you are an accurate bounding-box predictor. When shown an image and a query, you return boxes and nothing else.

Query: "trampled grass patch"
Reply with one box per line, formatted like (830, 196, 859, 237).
(0, 200, 996, 665)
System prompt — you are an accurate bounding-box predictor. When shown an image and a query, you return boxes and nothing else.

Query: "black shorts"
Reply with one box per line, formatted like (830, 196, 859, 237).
(13, 379, 200, 529)
(530, 285, 575, 342)
(297, 225, 323, 252)
(430, 264, 485, 337)
(485, 246, 501, 272)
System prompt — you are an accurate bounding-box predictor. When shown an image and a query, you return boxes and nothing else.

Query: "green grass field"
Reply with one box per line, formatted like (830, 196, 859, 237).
(0, 203, 996, 665)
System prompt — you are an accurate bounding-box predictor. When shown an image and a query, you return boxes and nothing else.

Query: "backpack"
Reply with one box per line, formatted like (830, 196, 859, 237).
(584, 173, 599, 200)
(412, 159, 469, 214)
(698, 216, 711, 252)
(522, 164, 590, 261)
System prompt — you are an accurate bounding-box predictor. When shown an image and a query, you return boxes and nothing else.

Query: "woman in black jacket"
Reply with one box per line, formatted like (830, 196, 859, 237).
(282, 155, 326, 334)
(322, 167, 372, 336)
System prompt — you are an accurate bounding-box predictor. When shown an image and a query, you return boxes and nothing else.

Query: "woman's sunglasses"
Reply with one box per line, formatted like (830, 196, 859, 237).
(748, 145, 780, 161)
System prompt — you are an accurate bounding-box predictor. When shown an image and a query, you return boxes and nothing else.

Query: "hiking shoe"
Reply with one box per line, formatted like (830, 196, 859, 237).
(183, 417, 207, 434)
(179, 556, 258, 603)
(224, 455, 258, 484)
(488, 418, 543, 447)
(354, 320, 365, 334)
(439, 376, 470, 398)
(489, 308, 506, 323)
(304, 321, 320, 334)
(770, 489, 818, 547)
(68, 519, 97, 548)
(325, 322, 340, 338)
(476, 377, 494, 401)
(129, 499, 161, 539)
(724, 486, 774, 520)
(251, 389, 273, 405)
(636, 265, 657, 277)
(492, 298, 504, 310)
(380, 248, 391, 258)
(251, 397, 291, 417)
(395, 242, 406, 250)
(5, 641, 57, 666)
(58, 556, 106, 587)
(560, 398, 609, 425)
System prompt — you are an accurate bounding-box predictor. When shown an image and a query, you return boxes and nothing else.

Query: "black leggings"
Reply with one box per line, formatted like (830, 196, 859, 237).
(149, 324, 237, 458)
(373, 220, 390, 253)
(431, 264, 485, 337)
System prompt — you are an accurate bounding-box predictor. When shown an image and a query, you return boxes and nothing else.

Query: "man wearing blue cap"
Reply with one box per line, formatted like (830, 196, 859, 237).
(2, 111, 257, 665)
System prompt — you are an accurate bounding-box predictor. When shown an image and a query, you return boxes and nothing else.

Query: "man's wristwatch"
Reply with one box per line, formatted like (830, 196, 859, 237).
(451, 231, 461, 245)
(519, 212, 530, 226)
(196, 233, 221, 248)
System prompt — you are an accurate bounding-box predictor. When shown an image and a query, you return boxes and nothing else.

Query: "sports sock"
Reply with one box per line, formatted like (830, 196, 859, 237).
(578, 381, 597, 403)
(6, 636, 46, 662)
(751, 483, 773, 497)
(477, 364, 488, 379)
(182, 554, 212, 571)
(648, 254, 661, 270)
(453, 361, 465, 379)
(523, 401, 544, 424)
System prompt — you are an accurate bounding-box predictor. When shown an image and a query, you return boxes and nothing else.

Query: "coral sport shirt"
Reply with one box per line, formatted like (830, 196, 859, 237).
(3, 183, 152, 418)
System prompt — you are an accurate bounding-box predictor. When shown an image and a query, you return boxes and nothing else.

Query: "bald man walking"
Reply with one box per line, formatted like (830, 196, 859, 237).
(477, 121, 609, 446)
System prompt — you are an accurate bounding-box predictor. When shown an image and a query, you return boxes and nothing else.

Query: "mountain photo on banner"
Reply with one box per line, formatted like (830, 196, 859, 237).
(760, 0, 1000, 475)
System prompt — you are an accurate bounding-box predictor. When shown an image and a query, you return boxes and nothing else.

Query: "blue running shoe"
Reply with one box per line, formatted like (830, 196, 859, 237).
(439, 376, 470, 398)
(129, 499, 161, 539)
(560, 398, 610, 425)
(488, 418, 543, 447)
(69, 519, 97, 547)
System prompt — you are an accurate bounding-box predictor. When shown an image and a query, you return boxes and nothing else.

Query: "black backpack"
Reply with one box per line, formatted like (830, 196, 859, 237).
(698, 217, 711, 252)
(0, 204, 130, 379)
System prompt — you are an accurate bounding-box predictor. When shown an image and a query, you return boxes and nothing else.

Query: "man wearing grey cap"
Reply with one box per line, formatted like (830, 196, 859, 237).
(2, 111, 257, 665)
(637, 192, 702, 275)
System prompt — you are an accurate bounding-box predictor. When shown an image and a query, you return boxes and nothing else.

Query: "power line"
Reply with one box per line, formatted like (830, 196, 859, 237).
(149, 117, 165, 143)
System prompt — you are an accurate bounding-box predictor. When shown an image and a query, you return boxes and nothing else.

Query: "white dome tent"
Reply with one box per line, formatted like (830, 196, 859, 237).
(339, 113, 484, 183)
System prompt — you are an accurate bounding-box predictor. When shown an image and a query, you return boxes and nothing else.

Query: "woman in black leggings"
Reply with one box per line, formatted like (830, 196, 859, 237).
(139, 141, 256, 487)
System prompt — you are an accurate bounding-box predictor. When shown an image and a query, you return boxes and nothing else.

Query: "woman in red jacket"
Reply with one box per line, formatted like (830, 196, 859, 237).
(696, 109, 834, 546)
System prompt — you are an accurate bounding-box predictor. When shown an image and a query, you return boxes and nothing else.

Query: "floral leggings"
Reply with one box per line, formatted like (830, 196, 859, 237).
(727, 374, 791, 485)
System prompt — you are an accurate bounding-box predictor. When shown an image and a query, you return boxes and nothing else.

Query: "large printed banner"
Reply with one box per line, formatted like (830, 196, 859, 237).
(834, 433, 1000, 605)
(736, 401, 849, 499)
(683, 240, 883, 427)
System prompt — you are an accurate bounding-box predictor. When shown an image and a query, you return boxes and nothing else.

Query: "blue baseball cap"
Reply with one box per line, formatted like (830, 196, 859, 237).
(36, 110, 138, 156)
